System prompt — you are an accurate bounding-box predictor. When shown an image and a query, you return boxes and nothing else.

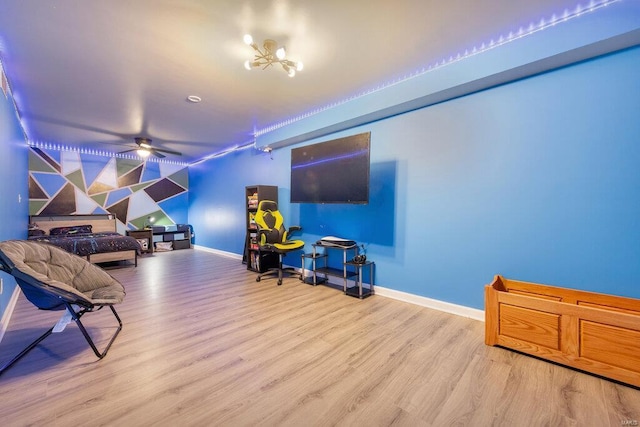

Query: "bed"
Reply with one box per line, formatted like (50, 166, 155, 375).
(28, 214, 141, 267)
(485, 275, 640, 388)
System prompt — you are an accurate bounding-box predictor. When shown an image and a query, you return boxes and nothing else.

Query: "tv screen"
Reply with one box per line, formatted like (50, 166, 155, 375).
(291, 132, 370, 204)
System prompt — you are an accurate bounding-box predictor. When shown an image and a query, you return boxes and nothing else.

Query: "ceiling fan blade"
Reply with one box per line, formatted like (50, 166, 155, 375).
(150, 149, 166, 158)
(152, 147, 182, 156)
(27, 114, 185, 157)
(134, 137, 179, 156)
(26, 113, 132, 139)
(117, 148, 137, 154)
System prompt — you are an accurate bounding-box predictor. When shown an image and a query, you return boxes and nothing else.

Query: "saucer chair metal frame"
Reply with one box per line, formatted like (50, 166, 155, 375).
(0, 240, 125, 376)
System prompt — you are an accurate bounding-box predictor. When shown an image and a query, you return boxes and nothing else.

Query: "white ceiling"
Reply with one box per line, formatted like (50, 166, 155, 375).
(0, 0, 588, 163)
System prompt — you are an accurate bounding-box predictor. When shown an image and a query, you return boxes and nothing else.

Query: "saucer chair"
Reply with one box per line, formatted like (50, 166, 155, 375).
(0, 240, 125, 376)
(254, 200, 304, 285)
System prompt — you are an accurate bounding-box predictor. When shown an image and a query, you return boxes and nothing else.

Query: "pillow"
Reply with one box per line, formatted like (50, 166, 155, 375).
(49, 224, 93, 236)
(28, 228, 46, 237)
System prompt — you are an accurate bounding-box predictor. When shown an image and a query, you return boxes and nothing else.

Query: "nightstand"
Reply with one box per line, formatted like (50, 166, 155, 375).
(126, 229, 153, 254)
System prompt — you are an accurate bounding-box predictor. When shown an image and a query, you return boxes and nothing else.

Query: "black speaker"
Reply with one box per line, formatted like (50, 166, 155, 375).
(352, 254, 367, 264)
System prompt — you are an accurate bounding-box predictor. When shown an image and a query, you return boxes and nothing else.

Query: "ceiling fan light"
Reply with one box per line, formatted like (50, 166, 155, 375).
(137, 148, 151, 158)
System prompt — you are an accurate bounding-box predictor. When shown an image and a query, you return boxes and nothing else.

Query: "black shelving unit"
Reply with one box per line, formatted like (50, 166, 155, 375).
(301, 243, 358, 289)
(344, 260, 375, 299)
(243, 185, 279, 272)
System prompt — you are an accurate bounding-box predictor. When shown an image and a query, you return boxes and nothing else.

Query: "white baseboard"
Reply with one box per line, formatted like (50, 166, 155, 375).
(193, 245, 243, 260)
(0, 285, 21, 344)
(194, 246, 485, 322)
(373, 286, 485, 322)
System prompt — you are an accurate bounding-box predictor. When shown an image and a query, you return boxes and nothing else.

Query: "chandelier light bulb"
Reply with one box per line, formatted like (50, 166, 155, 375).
(296, 61, 304, 71)
(276, 46, 286, 60)
(244, 60, 252, 70)
(243, 34, 253, 45)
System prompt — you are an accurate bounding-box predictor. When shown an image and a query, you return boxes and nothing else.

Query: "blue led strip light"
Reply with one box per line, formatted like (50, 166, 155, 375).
(27, 141, 189, 166)
(254, 0, 619, 138)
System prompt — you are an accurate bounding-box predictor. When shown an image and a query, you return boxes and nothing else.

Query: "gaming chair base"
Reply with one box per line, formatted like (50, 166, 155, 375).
(255, 253, 302, 286)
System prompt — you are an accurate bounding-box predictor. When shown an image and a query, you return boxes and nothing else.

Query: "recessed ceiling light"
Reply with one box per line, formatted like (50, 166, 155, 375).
(187, 95, 202, 103)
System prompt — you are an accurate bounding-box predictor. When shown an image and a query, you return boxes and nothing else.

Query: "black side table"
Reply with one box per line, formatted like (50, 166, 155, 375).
(344, 260, 374, 299)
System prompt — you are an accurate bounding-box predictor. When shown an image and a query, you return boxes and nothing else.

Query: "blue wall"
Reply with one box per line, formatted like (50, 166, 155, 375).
(189, 148, 289, 254)
(190, 45, 640, 310)
(0, 81, 29, 317)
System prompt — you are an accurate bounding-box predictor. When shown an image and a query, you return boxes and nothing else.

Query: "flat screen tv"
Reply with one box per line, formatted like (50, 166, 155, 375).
(291, 132, 370, 204)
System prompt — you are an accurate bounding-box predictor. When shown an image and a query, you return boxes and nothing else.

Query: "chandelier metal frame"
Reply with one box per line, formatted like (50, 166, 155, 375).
(243, 35, 303, 77)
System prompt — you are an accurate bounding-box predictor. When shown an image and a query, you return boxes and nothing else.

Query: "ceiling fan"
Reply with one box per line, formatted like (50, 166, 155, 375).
(118, 137, 182, 158)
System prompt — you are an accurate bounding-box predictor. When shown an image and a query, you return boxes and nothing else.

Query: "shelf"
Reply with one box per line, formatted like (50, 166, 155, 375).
(302, 253, 327, 260)
(315, 266, 358, 278)
(344, 261, 374, 267)
(126, 229, 153, 254)
(344, 261, 375, 299)
(302, 242, 375, 298)
(246, 251, 278, 273)
(301, 276, 327, 285)
(346, 286, 373, 299)
(243, 185, 278, 271)
(302, 243, 362, 293)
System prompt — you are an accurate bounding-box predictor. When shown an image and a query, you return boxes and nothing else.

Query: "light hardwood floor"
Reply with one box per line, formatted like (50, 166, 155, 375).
(0, 249, 638, 426)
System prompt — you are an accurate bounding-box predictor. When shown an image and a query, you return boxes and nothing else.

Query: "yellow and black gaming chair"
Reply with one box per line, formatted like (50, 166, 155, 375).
(254, 200, 304, 285)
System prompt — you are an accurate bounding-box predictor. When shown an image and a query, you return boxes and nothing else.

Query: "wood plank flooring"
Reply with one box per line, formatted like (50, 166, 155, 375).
(0, 249, 638, 426)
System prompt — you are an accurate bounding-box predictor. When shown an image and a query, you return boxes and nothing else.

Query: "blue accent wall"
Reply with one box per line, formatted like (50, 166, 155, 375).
(189, 148, 289, 253)
(190, 45, 640, 310)
(0, 82, 29, 318)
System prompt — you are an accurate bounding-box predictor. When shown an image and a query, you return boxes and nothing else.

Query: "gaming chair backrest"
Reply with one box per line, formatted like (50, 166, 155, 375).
(255, 200, 286, 244)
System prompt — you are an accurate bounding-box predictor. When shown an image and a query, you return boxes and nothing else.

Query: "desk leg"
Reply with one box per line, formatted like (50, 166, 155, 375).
(370, 263, 374, 295)
(343, 250, 348, 292)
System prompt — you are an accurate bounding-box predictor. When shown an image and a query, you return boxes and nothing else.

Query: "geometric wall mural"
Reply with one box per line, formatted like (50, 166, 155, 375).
(28, 147, 189, 233)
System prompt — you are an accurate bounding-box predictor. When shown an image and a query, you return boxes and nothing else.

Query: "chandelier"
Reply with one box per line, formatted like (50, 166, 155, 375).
(243, 34, 303, 77)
